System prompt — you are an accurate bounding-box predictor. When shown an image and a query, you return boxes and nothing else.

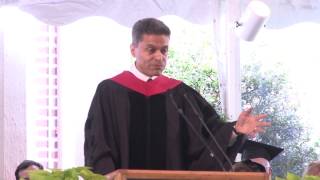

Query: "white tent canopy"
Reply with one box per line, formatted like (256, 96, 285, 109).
(1, 0, 320, 27)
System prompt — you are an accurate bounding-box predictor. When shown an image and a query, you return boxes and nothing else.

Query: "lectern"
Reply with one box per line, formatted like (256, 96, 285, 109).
(105, 169, 269, 180)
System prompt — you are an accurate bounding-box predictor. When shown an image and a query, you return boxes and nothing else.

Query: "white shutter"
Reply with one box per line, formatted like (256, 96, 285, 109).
(26, 24, 60, 168)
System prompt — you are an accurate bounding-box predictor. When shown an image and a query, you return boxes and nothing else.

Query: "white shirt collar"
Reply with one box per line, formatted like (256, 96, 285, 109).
(130, 63, 158, 82)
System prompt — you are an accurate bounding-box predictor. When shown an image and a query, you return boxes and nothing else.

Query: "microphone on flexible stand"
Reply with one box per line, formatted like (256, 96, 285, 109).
(169, 93, 227, 171)
(183, 93, 234, 171)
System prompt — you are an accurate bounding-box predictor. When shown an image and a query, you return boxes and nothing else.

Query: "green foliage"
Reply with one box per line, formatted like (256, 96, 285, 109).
(304, 176, 320, 180)
(165, 49, 222, 113)
(241, 63, 318, 178)
(276, 172, 320, 180)
(28, 167, 105, 180)
(163, 21, 222, 112)
(276, 172, 300, 180)
(165, 22, 318, 178)
(165, 40, 318, 178)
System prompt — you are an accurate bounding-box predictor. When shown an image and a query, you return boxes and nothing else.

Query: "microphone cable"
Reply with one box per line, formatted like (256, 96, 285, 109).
(169, 93, 227, 171)
(183, 93, 234, 171)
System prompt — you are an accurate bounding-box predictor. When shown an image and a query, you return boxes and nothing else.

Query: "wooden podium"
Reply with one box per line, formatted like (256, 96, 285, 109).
(105, 169, 269, 180)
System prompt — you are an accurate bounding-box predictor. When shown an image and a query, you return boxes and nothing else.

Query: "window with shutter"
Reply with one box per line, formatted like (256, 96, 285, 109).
(26, 24, 60, 169)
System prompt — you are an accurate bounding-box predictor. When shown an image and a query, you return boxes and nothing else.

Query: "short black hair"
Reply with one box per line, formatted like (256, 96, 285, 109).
(15, 160, 43, 180)
(232, 160, 266, 172)
(132, 18, 171, 44)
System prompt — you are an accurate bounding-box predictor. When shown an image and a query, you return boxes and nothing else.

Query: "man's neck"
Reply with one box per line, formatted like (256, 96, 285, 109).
(130, 64, 158, 82)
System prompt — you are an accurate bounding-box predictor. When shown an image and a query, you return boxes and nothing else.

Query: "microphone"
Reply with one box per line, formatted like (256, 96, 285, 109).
(169, 93, 227, 171)
(183, 93, 234, 171)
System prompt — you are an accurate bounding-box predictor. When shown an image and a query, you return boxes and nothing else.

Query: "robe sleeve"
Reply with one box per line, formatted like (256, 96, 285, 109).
(181, 87, 245, 171)
(84, 82, 116, 175)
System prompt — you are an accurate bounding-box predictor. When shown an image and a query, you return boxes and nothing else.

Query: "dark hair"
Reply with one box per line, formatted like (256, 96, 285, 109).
(232, 160, 266, 172)
(15, 160, 44, 180)
(131, 18, 171, 44)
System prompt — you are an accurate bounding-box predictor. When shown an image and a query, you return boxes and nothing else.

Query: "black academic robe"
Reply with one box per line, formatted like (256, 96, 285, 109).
(84, 71, 244, 175)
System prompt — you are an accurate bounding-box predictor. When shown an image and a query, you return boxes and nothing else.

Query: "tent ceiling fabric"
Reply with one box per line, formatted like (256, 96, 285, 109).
(14, 0, 216, 26)
(1, 0, 320, 27)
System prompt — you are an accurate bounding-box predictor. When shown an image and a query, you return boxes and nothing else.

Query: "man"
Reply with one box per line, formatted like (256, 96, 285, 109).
(84, 17, 270, 175)
(15, 160, 43, 180)
(232, 140, 283, 178)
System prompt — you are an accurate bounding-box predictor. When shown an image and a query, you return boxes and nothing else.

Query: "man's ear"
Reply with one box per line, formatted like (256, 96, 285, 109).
(130, 43, 137, 57)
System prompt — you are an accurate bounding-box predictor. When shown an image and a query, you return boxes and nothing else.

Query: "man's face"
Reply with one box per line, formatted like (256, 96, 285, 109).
(18, 165, 40, 180)
(130, 34, 169, 77)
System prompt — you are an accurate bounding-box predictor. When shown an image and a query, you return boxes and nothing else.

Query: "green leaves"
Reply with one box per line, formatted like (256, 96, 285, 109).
(304, 176, 320, 180)
(28, 167, 105, 180)
(276, 172, 320, 180)
(242, 63, 318, 178)
(165, 25, 319, 178)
